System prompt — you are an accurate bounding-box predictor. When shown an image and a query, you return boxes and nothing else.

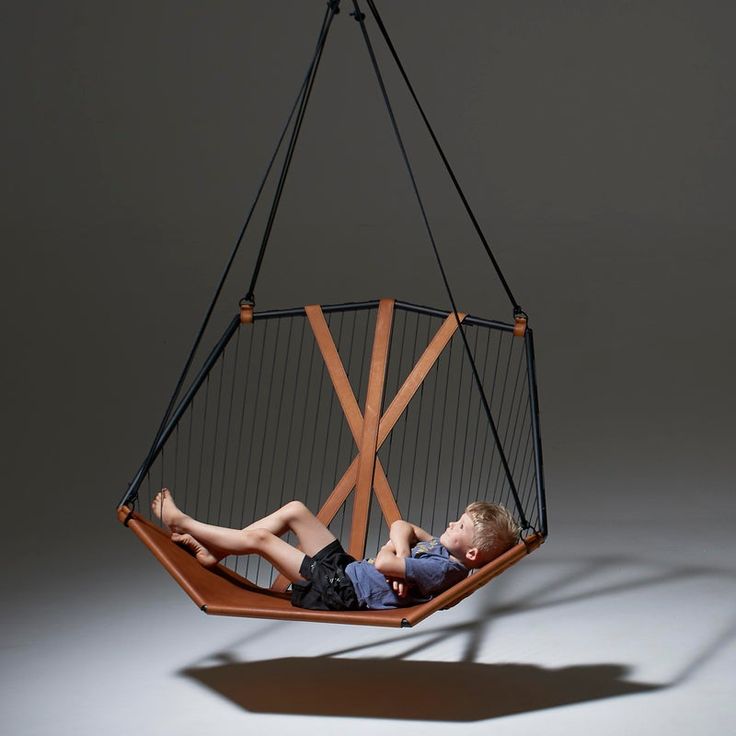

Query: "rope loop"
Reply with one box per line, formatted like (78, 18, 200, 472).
(240, 298, 255, 325)
(513, 307, 528, 337)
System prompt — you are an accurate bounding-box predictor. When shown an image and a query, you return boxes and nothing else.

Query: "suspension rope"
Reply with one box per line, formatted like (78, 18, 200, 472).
(365, 0, 523, 316)
(244, 1, 341, 305)
(121, 8, 338, 510)
(350, 0, 528, 528)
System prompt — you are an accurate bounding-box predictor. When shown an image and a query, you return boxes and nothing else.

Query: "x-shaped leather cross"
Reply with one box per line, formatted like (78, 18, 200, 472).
(272, 298, 465, 591)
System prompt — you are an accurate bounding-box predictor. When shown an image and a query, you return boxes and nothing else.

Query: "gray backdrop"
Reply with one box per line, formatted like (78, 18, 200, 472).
(1, 1, 734, 729)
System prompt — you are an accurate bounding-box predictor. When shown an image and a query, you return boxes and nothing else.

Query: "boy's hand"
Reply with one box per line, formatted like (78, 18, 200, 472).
(388, 577, 408, 598)
(383, 538, 410, 559)
(380, 542, 409, 597)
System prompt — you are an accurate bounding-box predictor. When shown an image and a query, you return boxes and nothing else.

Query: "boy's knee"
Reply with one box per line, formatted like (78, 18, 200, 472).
(284, 500, 308, 519)
(242, 527, 272, 551)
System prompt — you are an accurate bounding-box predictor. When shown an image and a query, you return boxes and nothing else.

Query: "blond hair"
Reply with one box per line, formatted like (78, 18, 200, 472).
(465, 501, 521, 566)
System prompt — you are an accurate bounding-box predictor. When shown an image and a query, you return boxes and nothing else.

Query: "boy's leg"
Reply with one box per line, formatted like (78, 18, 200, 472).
(152, 491, 335, 577)
(170, 527, 307, 582)
(242, 500, 336, 556)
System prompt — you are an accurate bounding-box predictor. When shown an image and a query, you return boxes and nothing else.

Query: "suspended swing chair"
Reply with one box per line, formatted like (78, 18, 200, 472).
(117, 0, 548, 628)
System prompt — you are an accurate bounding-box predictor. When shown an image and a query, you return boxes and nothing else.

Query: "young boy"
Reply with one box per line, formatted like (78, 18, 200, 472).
(152, 489, 520, 611)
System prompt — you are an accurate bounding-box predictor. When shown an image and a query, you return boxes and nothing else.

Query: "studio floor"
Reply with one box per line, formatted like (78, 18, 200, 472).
(4, 511, 734, 735)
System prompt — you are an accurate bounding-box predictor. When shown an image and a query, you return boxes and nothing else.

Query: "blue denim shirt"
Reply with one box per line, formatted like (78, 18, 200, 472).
(345, 538, 468, 609)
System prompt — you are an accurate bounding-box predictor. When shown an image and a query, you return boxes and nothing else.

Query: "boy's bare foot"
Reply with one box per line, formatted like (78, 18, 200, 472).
(151, 489, 189, 532)
(171, 532, 223, 569)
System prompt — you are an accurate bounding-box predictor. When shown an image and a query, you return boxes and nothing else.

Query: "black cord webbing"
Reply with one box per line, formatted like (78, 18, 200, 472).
(244, 3, 340, 304)
(294, 333, 317, 511)
(120, 7, 337, 511)
(351, 1, 528, 528)
(500, 359, 528, 510)
(400, 312, 422, 519)
(410, 318, 431, 525)
(183, 399, 194, 512)
(365, 0, 522, 315)
(464, 329, 490, 509)
(228, 330, 252, 527)
(278, 317, 306, 509)
(218, 330, 241, 525)
(424, 330, 443, 533)
(431, 338, 452, 533)
(483, 334, 513, 497)
(207, 353, 226, 521)
(124, 48, 321, 512)
(453, 326, 479, 519)
(493, 345, 524, 496)
(195, 375, 211, 520)
(234, 327, 266, 576)
(442, 338, 461, 527)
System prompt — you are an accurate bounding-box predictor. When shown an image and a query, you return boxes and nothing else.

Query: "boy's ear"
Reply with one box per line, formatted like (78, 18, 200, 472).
(465, 547, 480, 565)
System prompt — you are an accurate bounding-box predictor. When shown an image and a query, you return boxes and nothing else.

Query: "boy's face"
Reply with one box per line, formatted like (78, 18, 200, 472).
(440, 512, 478, 567)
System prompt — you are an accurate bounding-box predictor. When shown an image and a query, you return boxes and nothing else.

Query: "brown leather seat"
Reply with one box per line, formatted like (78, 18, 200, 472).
(119, 506, 541, 627)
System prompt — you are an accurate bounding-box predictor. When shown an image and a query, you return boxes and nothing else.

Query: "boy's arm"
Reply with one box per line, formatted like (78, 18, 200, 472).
(388, 519, 433, 557)
(375, 520, 434, 596)
(374, 541, 407, 580)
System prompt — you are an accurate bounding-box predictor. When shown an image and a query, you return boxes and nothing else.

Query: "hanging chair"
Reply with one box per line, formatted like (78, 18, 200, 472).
(117, 1, 548, 628)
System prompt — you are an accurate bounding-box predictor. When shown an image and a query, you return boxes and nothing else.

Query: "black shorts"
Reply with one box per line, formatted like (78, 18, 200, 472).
(290, 539, 360, 611)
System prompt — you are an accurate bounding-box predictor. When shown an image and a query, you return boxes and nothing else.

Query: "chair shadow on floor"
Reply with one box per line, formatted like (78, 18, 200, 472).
(179, 553, 736, 721)
(181, 657, 658, 720)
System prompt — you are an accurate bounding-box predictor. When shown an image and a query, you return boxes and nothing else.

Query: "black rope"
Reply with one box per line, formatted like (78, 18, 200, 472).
(206, 352, 226, 521)
(318, 312, 342, 513)
(244, 2, 341, 305)
(122, 11, 335, 511)
(293, 331, 317, 511)
(195, 375, 211, 520)
(473, 331, 502, 501)
(304, 324, 328, 514)
(508, 393, 531, 500)
(399, 311, 422, 519)
(334, 311, 357, 543)
(446, 337, 464, 523)
(351, 0, 528, 529)
(146, 473, 152, 523)
(383, 307, 407, 508)
(432, 338, 453, 532)
(455, 326, 479, 518)
(278, 316, 307, 509)
(265, 318, 293, 507)
(251, 319, 283, 583)
(183, 399, 194, 513)
(493, 343, 525, 493)
(159, 447, 165, 511)
(234, 326, 267, 576)
(228, 329, 252, 527)
(518, 437, 538, 531)
(173, 422, 179, 494)
(217, 329, 241, 525)
(484, 334, 513, 500)
(513, 413, 536, 533)
(409, 317, 430, 526)
(501, 370, 529, 514)
(365, 0, 522, 316)
(425, 327, 444, 533)
(459, 326, 485, 513)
